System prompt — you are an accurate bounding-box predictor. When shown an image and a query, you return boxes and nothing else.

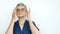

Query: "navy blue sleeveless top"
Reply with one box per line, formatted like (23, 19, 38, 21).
(13, 20, 39, 34)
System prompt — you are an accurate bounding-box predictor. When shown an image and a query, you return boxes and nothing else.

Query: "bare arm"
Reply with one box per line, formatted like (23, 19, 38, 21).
(26, 8, 40, 34)
(5, 9, 17, 34)
(28, 18, 40, 34)
(5, 19, 15, 34)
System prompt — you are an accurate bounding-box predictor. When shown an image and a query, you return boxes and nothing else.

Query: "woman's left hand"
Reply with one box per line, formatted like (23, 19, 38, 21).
(26, 8, 31, 19)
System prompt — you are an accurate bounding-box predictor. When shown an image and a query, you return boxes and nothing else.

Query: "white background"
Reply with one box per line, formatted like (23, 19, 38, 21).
(0, 0, 60, 34)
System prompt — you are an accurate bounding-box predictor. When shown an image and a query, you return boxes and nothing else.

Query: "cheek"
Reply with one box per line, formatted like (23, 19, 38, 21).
(22, 12, 26, 16)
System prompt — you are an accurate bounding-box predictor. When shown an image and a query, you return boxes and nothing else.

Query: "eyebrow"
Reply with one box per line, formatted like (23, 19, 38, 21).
(16, 7, 26, 9)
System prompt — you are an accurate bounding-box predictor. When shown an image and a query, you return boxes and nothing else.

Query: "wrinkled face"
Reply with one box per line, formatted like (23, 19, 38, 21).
(16, 5, 27, 18)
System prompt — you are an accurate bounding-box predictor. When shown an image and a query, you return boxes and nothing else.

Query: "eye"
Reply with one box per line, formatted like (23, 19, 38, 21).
(16, 9, 20, 11)
(21, 8, 25, 10)
(22, 8, 24, 10)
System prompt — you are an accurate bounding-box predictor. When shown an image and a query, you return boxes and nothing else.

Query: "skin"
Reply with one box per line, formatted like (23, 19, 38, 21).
(5, 5, 40, 34)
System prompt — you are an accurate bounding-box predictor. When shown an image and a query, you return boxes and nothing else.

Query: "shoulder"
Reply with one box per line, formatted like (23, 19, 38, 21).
(14, 20, 19, 27)
(14, 20, 18, 25)
(26, 20, 40, 31)
(32, 21, 40, 31)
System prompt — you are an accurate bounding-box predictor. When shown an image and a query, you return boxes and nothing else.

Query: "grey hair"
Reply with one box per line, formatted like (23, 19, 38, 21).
(16, 3, 27, 11)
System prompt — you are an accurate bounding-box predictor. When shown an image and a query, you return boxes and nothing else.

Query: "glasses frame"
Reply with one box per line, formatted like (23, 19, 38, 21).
(16, 8, 27, 12)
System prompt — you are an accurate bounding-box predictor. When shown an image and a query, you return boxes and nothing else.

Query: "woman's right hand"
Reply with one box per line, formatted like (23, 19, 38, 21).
(11, 8, 17, 21)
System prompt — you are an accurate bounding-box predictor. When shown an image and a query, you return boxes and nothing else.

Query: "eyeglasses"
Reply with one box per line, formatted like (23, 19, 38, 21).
(16, 8, 26, 12)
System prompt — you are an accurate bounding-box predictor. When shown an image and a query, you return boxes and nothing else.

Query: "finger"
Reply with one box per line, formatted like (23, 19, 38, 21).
(28, 8, 31, 14)
(27, 8, 31, 13)
(13, 9, 17, 15)
(28, 7, 30, 11)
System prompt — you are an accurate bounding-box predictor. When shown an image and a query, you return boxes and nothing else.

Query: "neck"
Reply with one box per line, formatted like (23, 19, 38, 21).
(18, 17, 25, 25)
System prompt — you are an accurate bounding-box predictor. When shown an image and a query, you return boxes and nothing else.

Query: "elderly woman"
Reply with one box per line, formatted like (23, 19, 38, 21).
(5, 3, 40, 34)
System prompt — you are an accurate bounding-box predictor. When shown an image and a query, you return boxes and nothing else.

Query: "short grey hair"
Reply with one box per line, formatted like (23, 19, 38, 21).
(16, 3, 27, 11)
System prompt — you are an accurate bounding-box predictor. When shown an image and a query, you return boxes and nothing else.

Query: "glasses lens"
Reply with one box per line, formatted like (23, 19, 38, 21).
(16, 8, 26, 12)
